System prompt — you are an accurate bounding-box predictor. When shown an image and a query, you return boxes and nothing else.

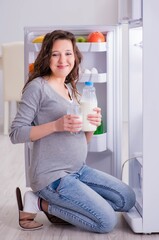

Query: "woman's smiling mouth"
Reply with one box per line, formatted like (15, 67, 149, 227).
(57, 65, 68, 69)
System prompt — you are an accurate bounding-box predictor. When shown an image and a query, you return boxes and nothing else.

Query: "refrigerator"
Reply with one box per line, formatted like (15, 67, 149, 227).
(23, 0, 159, 234)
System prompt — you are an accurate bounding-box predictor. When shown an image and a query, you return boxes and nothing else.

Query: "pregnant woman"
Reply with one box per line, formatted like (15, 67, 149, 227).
(10, 29, 135, 233)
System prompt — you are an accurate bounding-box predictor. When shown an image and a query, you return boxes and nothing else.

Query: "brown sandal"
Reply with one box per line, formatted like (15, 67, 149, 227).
(16, 187, 43, 230)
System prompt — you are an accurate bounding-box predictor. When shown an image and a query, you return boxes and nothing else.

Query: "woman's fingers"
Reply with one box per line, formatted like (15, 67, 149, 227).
(87, 107, 102, 126)
(64, 115, 82, 132)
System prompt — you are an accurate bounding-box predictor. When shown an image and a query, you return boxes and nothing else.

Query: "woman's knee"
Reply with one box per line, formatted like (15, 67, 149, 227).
(122, 185, 136, 211)
(97, 212, 117, 233)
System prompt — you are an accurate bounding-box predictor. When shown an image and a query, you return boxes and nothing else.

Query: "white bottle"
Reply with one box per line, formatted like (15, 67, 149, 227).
(80, 81, 97, 132)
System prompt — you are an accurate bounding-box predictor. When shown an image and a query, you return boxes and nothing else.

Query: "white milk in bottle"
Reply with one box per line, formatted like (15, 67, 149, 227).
(80, 81, 97, 132)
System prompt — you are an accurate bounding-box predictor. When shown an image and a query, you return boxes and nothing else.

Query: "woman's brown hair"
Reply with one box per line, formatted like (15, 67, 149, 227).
(23, 30, 82, 99)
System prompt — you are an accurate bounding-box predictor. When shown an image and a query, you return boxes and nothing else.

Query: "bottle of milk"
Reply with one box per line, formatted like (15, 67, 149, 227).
(80, 81, 97, 132)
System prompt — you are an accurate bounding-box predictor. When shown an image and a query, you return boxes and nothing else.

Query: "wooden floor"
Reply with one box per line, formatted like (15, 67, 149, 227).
(1, 134, 159, 240)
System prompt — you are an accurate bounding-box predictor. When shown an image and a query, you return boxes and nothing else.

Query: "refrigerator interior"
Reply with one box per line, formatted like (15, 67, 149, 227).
(24, 25, 122, 186)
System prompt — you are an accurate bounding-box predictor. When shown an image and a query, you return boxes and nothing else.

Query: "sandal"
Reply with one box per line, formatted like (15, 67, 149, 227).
(16, 187, 43, 230)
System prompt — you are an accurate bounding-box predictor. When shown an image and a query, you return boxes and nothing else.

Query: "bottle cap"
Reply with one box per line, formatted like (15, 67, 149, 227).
(85, 81, 93, 86)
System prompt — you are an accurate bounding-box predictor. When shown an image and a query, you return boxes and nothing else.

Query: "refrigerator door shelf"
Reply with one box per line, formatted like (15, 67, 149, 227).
(88, 132, 107, 152)
(79, 73, 107, 83)
(122, 207, 143, 233)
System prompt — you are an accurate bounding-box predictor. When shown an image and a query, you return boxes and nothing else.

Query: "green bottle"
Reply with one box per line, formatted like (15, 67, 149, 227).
(94, 120, 104, 135)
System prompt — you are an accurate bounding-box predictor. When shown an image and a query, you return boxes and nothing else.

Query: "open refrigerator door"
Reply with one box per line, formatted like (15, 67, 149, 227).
(121, 0, 159, 234)
(122, 25, 143, 233)
(118, 0, 144, 233)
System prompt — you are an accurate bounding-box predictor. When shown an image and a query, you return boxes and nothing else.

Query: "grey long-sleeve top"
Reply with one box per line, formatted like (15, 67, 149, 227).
(9, 77, 87, 192)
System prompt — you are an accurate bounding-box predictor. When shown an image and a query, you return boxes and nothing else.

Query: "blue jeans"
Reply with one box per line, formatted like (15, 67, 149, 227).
(35, 165, 135, 233)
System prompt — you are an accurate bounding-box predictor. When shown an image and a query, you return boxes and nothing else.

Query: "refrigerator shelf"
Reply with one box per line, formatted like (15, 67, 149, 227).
(88, 132, 107, 152)
(76, 42, 107, 52)
(29, 42, 107, 53)
(79, 73, 107, 83)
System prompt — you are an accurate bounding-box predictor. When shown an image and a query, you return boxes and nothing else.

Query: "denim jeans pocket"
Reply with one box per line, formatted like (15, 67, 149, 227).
(49, 178, 61, 191)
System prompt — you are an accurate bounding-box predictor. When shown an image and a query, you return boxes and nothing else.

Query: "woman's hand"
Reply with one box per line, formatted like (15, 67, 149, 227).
(54, 114, 83, 133)
(84, 107, 102, 143)
(29, 114, 82, 141)
(87, 107, 102, 127)
(30, 109, 101, 142)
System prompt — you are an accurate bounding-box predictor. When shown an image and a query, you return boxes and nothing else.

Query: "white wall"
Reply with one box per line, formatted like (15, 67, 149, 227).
(0, 0, 118, 131)
(0, 0, 118, 45)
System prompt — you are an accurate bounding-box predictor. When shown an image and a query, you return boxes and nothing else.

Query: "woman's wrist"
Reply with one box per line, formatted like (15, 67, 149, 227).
(51, 121, 57, 133)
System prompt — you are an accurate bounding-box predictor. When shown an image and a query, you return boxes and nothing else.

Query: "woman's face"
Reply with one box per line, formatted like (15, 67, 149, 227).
(50, 39, 75, 79)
